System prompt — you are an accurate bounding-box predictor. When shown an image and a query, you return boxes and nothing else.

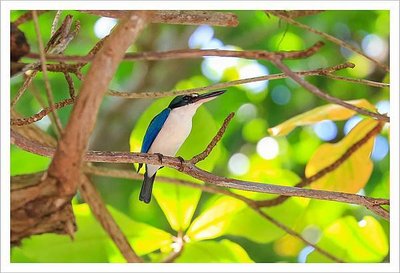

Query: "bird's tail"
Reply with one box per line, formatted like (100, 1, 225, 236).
(139, 172, 156, 203)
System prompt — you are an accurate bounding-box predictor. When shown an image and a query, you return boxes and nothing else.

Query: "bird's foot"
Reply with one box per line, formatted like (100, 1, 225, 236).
(155, 153, 163, 164)
(177, 156, 185, 171)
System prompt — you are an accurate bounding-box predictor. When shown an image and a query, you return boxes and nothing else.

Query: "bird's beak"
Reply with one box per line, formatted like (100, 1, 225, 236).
(192, 90, 226, 104)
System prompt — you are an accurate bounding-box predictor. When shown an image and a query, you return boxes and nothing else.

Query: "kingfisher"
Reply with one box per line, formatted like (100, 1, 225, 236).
(137, 90, 226, 203)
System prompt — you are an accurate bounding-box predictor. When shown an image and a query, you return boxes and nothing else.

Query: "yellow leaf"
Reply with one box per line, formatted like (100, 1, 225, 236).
(306, 119, 378, 193)
(269, 99, 376, 136)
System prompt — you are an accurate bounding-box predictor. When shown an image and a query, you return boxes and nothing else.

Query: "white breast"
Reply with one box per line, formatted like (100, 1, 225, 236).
(146, 103, 201, 176)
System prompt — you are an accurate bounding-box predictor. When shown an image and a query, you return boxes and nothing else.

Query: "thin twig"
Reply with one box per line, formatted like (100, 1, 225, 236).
(51, 11, 62, 36)
(190, 112, 235, 164)
(271, 57, 390, 122)
(256, 121, 385, 208)
(79, 174, 143, 262)
(107, 62, 356, 99)
(10, 130, 389, 220)
(26, 41, 325, 63)
(13, 63, 374, 128)
(326, 74, 389, 88)
(13, 10, 49, 26)
(80, 10, 239, 27)
(273, 10, 325, 19)
(32, 11, 64, 135)
(11, 74, 36, 108)
(267, 11, 390, 73)
(250, 206, 343, 262)
(64, 73, 76, 99)
(11, 98, 75, 126)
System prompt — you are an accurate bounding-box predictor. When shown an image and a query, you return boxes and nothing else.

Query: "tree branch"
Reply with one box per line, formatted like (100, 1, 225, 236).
(13, 10, 49, 26)
(11, 98, 75, 126)
(271, 10, 325, 19)
(271, 57, 390, 122)
(267, 11, 390, 73)
(26, 41, 325, 63)
(80, 10, 239, 27)
(190, 112, 235, 164)
(47, 12, 149, 196)
(78, 174, 143, 262)
(32, 11, 64, 136)
(325, 74, 389, 88)
(11, 129, 389, 220)
(11, 62, 388, 128)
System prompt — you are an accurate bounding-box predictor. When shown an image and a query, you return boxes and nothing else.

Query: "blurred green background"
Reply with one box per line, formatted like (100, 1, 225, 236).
(10, 10, 389, 263)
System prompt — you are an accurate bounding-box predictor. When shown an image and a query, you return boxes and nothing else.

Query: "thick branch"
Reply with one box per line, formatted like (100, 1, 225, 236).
(11, 130, 389, 220)
(11, 173, 76, 246)
(47, 12, 148, 196)
(271, 58, 390, 122)
(26, 41, 325, 63)
(80, 10, 238, 27)
(267, 11, 390, 73)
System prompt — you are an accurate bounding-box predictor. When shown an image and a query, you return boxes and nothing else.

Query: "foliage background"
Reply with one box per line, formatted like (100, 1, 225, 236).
(10, 10, 389, 263)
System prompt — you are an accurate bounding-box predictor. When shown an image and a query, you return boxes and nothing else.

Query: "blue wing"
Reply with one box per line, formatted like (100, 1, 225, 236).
(138, 108, 170, 172)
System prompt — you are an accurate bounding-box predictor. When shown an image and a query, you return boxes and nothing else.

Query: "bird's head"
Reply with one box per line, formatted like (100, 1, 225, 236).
(168, 90, 226, 109)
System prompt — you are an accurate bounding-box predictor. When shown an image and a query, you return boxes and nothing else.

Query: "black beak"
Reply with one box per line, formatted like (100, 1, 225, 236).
(192, 90, 226, 103)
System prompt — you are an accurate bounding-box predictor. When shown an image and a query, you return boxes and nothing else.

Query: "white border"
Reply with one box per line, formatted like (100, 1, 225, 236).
(1, 1, 399, 272)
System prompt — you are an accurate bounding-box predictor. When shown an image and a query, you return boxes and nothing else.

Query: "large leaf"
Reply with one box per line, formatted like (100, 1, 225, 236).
(186, 196, 246, 241)
(306, 119, 377, 193)
(130, 97, 221, 231)
(187, 168, 308, 244)
(269, 99, 376, 136)
(225, 197, 306, 244)
(175, 239, 254, 263)
(11, 204, 172, 262)
(307, 216, 388, 262)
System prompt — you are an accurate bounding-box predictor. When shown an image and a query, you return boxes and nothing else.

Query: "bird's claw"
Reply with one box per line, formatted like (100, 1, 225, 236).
(177, 156, 185, 171)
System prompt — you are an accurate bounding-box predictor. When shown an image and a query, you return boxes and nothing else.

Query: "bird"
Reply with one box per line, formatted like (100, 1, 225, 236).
(137, 90, 226, 203)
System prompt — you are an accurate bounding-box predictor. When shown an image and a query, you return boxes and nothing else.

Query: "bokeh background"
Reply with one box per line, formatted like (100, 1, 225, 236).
(10, 10, 389, 262)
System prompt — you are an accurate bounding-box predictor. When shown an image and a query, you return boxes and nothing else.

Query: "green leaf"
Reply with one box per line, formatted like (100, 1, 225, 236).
(273, 199, 350, 258)
(306, 119, 377, 193)
(130, 97, 221, 231)
(307, 216, 388, 262)
(268, 99, 376, 136)
(187, 169, 308, 244)
(175, 239, 254, 262)
(11, 204, 172, 262)
(186, 196, 246, 241)
(225, 197, 306, 244)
